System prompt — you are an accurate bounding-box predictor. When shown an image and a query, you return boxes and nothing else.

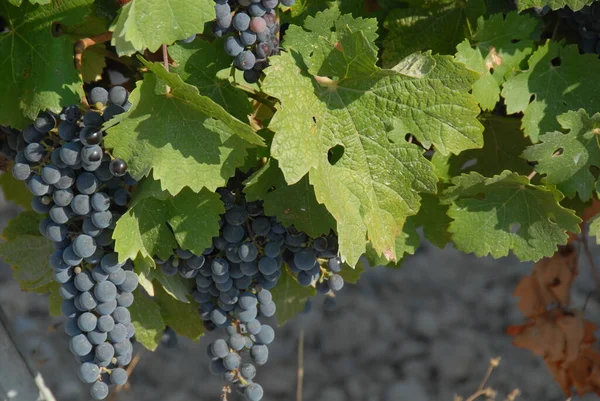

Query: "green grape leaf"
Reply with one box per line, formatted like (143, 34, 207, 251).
(0, 212, 54, 293)
(502, 41, 600, 142)
(109, 0, 213, 56)
(338, 259, 364, 284)
(154, 285, 203, 341)
(244, 160, 336, 238)
(590, 212, 600, 245)
(410, 192, 452, 249)
(104, 62, 261, 196)
(129, 288, 165, 351)
(7, 0, 51, 7)
(0, 235, 54, 291)
(455, 12, 541, 111)
(433, 115, 533, 182)
(522, 109, 600, 201)
(516, 0, 594, 11)
(0, 0, 93, 128)
(363, 221, 420, 267)
(271, 268, 315, 325)
(47, 282, 62, 317)
(152, 269, 195, 303)
(113, 178, 223, 264)
(134, 255, 156, 296)
(2, 211, 44, 240)
(0, 171, 32, 209)
(265, 22, 482, 265)
(170, 40, 253, 122)
(382, 0, 485, 68)
(441, 171, 581, 261)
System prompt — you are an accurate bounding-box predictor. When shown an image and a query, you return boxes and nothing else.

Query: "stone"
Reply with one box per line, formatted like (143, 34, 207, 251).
(383, 379, 428, 401)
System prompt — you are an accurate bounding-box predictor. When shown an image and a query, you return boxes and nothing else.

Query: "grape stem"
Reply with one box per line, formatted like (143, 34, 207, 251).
(162, 44, 171, 94)
(74, 32, 113, 70)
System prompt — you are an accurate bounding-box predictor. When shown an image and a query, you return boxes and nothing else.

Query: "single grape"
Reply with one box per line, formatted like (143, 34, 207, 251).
(233, 12, 251, 31)
(255, 324, 274, 345)
(12, 163, 30, 181)
(70, 334, 93, 356)
(22, 125, 44, 144)
(328, 273, 344, 291)
(24, 143, 44, 163)
(225, 36, 244, 57)
(90, 381, 109, 400)
(71, 194, 91, 215)
(110, 368, 128, 386)
(33, 112, 57, 133)
(245, 383, 264, 401)
(94, 281, 117, 303)
(249, 3, 267, 17)
(211, 339, 229, 359)
(250, 344, 269, 365)
(281, 0, 295, 5)
(223, 352, 241, 370)
(89, 87, 109, 106)
(91, 192, 111, 212)
(80, 127, 103, 146)
(249, 16, 267, 33)
(97, 315, 115, 333)
(108, 323, 128, 343)
(76, 172, 99, 195)
(81, 145, 103, 164)
(78, 362, 100, 384)
(244, 69, 260, 84)
(77, 312, 98, 332)
(108, 86, 129, 106)
(91, 210, 112, 229)
(109, 159, 127, 177)
(235, 50, 256, 71)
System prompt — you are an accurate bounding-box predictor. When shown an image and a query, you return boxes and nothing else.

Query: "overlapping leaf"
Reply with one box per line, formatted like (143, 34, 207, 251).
(113, 178, 223, 263)
(0, 171, 32, 209)
(382, 0, 485, 68)
(0, 212, 58, 315)
(516, 0, 594, 11)
(129, 288, 164, 351)
(455, 12, 541, 110)
(244, 160, 336, 238)
(154, 285, 203, 341)
(433, 114, 533, 181)
(0, 0, 93, 128)
(442, 171, 581, 261)
(104, 60, 262, 195)
(264, 13, 482, 266)
(523, 109, 600, 201)
(271, 268, 315, 325)
(170, 40, 253, 122)
(109, 0, 213, 56)
(502, 42, 600, 142)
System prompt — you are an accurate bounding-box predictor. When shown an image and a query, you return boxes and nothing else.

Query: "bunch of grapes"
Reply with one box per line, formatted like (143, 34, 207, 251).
(154, 174, 343, 401)
(213, 0, 296, 83)
(556, 4, 600, 54)
(4, 86, 139, 400)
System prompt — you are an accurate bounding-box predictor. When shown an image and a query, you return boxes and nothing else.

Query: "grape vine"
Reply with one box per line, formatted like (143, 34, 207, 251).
(1, 0, 600, 399)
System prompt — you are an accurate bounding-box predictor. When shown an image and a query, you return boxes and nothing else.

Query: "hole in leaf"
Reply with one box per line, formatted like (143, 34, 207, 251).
(553, 148, 564, 156)
(548, 216, 557, 224)
(489, 67, 495, 74)
(327, 145, 345, 166)
(0, 16, 8, 34)
(460, 158, 478, 171)
(473, 192, 486, 200)
(312, 116, 317, 124)
(529, 94, 536, 104)
(551, 57, 562, 66)
(509, 222, 521, 233)
(511, 39, 521, 44)
(550, 277, 561, 287)
(51, 22, 63, 37)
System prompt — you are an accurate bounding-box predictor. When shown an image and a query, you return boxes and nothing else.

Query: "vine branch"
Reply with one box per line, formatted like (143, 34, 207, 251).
(74, 32, 113, 70)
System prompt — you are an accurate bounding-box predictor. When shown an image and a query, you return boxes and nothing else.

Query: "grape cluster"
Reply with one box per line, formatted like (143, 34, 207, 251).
(5, 87, 139, 400)
(154, 175, 343, 401)
(557, 4, 600, 54)
(213, 0, 296, 83)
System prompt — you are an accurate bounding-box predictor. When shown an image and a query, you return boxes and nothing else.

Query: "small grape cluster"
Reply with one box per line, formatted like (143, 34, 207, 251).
(557, 4, 600, 54)
(213, 0, 295, 83)
(154, 175, 343, 401)
(4, 86, 139, 400)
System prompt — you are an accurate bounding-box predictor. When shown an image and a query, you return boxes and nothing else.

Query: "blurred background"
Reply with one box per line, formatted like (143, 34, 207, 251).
(1, 189, 598, 401)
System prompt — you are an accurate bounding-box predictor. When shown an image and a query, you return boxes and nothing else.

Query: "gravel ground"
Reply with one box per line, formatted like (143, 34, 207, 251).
(0, 191, 598, 401)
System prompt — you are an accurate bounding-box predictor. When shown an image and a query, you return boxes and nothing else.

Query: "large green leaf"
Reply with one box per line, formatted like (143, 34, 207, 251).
(129, 288, 165, 351)
(522, 109, 600, 201)
(170, 40, 253, 122)
(516, 0, 594, 11)
(441, 171, 581, 261)
(0, 170, 32, 209)
(433, 114, 533, 182)
(270, 267, 315, 325)
(109, 0, 213, 56)
(154, 285, 203, 341)
(502, 41, 600, 142)
(0, 0, 93, 128)
(113, 178, 223, 263)
(264, 14, 482, 266)
(455, 12, 541, 111)
(382, 0, 485, 68)
(104, 61, 261, 195)
(244, 160, 336, 238)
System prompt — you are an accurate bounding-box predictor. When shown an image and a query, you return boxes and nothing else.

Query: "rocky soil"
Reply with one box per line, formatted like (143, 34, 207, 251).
(0, 193, 598, 401)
